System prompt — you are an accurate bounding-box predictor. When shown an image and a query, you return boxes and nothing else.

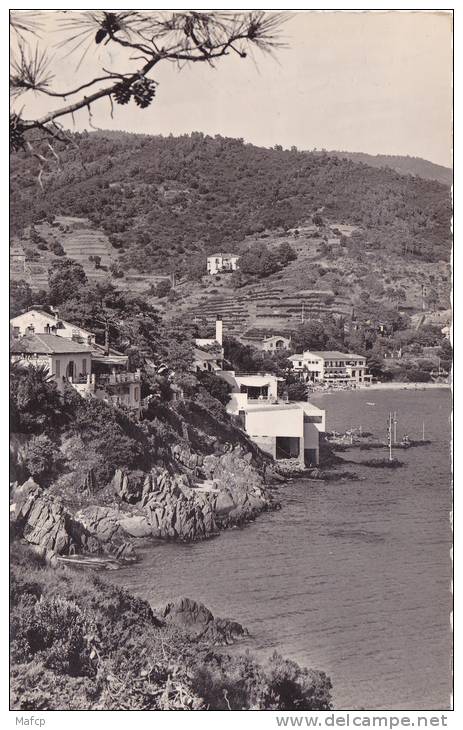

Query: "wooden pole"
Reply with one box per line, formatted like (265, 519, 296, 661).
(388, 412, 393, 461)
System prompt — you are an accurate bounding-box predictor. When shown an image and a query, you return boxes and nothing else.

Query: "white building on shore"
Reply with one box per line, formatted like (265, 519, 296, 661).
(288, 350, 370, 386)
(217, 369, 325, 466)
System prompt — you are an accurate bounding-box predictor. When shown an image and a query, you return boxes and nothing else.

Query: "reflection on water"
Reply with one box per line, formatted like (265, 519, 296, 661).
(111, 389, 452, 710)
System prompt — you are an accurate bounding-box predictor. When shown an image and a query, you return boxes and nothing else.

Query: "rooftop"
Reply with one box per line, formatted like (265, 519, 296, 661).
(194, 347, 222, 361)
(207, 252, 239, 259)
(309, 351, 365, 360)
(11, 308, 95, 337)
(11, 333, 94, 355)
(244, 403, 302, 413)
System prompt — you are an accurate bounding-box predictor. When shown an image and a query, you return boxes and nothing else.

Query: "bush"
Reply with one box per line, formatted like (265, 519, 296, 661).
(49, 241, 65, 257)
(10, 365, 68, 434)
(10, 545, 334, 710)
(406, 368, 431, 383)
(155, 279, 172, 298)
(109, 262, 124, 278)
(191, 651, 333, 710)
(11, 595, 91, 677)
(197, 371, 231, 406)
(24, 434, 61, 486)
(286, 382, 308, 401)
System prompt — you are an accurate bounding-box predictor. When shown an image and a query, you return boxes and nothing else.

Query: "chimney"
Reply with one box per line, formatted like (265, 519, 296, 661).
(215, 316, 223, 346)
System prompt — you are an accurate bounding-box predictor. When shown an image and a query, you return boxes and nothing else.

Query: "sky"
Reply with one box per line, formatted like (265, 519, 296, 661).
(13, 10, 453, 167)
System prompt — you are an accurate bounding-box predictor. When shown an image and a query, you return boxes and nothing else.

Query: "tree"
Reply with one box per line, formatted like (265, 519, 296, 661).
(10, 365, 68, 434)
(24, 434, 61, 486)
(366, 352, 384, 379)
(48, 259, 88, 305)
(155, 279, 172, 298)
(239, 243, 282, 278)
(197, 371, 231, 406)
(292, 321, 329, 352)
(277, 241, 297, 266)
(10, 11, 285, 162)
(286, 381, 308, 401)
(406, 368, 431, 383)
(10, 280, 33, 317)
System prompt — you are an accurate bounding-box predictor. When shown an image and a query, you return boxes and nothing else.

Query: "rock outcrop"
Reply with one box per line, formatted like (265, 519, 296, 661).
(140, 470, 217, 541)
(161, 597, 248, 645)
(171, 444, 275, 527)
(11, 479, 137, 563)
(11, 478, 71, 554)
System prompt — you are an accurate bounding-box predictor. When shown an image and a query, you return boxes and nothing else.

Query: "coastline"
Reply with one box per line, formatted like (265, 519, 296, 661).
(363, 382, 450, 391)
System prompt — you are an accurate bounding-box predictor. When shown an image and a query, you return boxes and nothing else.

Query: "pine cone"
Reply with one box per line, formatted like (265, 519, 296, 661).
(132, 78, 157, 109)
(113, 82, 132, 105)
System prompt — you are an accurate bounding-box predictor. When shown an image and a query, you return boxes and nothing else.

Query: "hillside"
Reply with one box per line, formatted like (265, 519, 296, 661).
(11, 131, 451, 279)
(324, 151, 452, 186)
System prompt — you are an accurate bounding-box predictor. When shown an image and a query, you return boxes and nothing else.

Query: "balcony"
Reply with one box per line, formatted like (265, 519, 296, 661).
(96, 369, 141, 386)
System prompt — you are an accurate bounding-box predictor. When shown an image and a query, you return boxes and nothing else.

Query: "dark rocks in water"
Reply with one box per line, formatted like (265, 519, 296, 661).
(161, 596, 248, 645)
(360, 458, 403, 468)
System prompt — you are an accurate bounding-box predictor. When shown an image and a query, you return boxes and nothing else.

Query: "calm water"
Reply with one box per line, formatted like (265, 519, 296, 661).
(110, 389, 452, 710)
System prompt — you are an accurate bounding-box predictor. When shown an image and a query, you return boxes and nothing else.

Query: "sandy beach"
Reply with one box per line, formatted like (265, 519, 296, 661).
(365, 382, 450, 391)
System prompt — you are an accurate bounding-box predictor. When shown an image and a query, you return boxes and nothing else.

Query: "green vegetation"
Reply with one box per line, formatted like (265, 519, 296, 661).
(10, 543, 333, 710)
(11, 132, 451, 281)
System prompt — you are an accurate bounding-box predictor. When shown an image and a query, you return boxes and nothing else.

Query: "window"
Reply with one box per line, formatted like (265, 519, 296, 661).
(134, 387, 139, 402)
(13, 327, 20, 337)
(82, 359, 87, 376)
(55, 359, 61, 378)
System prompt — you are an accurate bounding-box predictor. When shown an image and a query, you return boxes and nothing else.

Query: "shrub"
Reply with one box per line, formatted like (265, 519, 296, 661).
(196, 372, 231, 406)
(10, 365, 68, 434)
(10, 594, 91, 677)
(109, 262, 124, 278)
(24, 434, 61, 486)
(286, 382, 308, 401)
(406, 368, 431, 383)
(191, 651, 333, 710)
(155, 279, 172, 298)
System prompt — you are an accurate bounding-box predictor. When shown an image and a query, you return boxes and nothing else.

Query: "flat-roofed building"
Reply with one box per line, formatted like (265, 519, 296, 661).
(217, 369, 325, 466)
(288, 350, 370, 386)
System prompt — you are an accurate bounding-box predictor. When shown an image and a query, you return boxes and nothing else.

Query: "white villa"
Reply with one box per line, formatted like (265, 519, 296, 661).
(10, 311, 142, 414)
(206, 253, 240, 276)
(217, 369, 325, 467)
(288, 350, 370, 386)
(11, 308, 96, 345)
(261, 335, 291, 352)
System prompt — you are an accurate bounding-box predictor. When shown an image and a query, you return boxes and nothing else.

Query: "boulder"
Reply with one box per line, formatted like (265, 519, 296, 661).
(11, 478, 70, 554)
(141, 470, 218, 541)
(72, 505, 138, 562)
(119, 514, 152, 538)
(161, 597, 248, 646)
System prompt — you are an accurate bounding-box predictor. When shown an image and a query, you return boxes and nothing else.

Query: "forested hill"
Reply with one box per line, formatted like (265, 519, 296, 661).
(10, 131, 451, 275)
(324, 151, 452, 186)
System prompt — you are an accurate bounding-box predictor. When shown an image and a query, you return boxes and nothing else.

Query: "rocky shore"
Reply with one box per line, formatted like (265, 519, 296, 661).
(10, 444, 278, 566)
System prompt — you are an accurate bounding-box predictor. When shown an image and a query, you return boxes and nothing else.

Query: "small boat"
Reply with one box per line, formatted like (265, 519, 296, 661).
(366, 402, 376, 406)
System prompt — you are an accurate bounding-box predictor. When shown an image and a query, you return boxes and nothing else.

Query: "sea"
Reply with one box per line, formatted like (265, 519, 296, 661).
(110, 388, 452, 711)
